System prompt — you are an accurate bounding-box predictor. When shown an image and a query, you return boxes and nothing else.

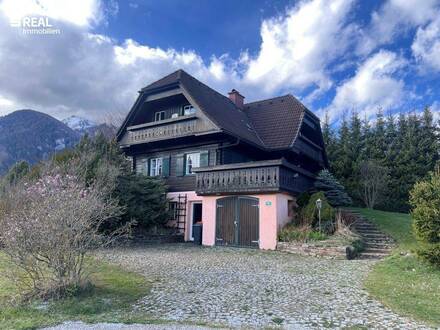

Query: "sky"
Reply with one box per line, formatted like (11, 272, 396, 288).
(0, 0, 439, 124)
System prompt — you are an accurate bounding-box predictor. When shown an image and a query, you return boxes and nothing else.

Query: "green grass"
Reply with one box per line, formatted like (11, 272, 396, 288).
(350, 207, 440, 326)
(0, 253, 153, 330)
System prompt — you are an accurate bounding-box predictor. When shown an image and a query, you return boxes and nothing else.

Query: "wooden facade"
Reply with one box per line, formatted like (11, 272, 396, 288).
(117, 69, 328, 197)
(193, 159, 314, 195)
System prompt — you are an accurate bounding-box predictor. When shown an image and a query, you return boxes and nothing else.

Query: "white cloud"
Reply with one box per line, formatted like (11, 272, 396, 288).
(412, 17, 440, 71)
(0, 0, 103, 27)
(323, 50, 406, 122)
(0, 0, 360, 121)
(243, 0, 355, 95)
(358, 0, 440, 55)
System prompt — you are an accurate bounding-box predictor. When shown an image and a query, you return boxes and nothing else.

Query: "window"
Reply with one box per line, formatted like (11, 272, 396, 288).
(183, 105, 196, 116)
(149, 158, 163, 176)
(168, 201, 178, 221)
(154, 111, 165, 121)
(288, 200, 296, 217)
(185, 152, 200, 175)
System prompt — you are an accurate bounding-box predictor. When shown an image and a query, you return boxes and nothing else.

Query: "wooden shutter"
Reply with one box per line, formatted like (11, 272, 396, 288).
(200, 151, 209, 167)
(145, 158, 150, 176)
(162, 156, 170, 177)
(176, 154, 185, 176)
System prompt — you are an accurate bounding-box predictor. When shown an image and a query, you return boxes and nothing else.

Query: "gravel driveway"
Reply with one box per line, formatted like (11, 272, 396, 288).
(92, 244, 429, 329)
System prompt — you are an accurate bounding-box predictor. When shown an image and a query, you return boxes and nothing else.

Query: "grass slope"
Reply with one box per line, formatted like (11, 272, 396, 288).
(0, 253, 152, 330)
(350, 207, 440, 326)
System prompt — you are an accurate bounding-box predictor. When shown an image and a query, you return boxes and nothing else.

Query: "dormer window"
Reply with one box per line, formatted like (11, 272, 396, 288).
(155, 111, 165, 121)
(183, 105, 196, 116)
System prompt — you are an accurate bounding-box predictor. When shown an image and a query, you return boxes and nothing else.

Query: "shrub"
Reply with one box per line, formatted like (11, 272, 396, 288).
(410, 169, 440, 244)
(300, 192, 335, 233)
(417, 244, 440, 266)
(0, 165, 129, 299)
(314, 169, 352, 207)
(278, 224, 327, 242)
(296, 192, 311, 208)
(113, 173, 170, 231)
(410, 168, 440, 266)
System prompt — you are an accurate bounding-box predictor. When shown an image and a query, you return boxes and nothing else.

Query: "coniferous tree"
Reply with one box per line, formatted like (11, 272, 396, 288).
(332, 114, 351, 186)
(314, 169, 352, 207)
(322, 111, 338, 166)
(346, 111, 363, 202)
(420, 107, 439, 176)
(324, 107, 439, 212)
(369, 108, 387, 162)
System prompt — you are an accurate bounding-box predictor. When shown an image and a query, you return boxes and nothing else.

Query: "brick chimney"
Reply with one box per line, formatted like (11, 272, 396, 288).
(228, 89, 245, 109)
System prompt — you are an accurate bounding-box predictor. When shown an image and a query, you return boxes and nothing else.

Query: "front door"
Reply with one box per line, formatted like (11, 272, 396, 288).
(189, 202, 202, 240)
(215, 196, 259, 247)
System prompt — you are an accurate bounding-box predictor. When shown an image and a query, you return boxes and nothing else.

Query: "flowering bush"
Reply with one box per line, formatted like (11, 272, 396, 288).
(0, 166, 127, 299)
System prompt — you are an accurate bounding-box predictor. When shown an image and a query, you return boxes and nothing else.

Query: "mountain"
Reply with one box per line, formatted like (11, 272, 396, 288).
(62, 115, 96, 133)
(62, 115, 117, 139)
(0, 110, 80, 174)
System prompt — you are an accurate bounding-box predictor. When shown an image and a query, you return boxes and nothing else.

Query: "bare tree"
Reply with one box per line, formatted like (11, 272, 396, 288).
(0, 164, 129, 300)
(359, 160, 389, 209)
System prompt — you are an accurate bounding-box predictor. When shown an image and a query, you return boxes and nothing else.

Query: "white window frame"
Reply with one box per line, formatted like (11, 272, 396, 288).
(149, 158, 163, 176)
(183, 105, 196, 116)
(185, 152, 200, 175)
(155, 111, 165, 121)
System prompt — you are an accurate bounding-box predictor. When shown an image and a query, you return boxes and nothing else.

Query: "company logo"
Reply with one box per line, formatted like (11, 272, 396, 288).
(10, 16, 61, 35)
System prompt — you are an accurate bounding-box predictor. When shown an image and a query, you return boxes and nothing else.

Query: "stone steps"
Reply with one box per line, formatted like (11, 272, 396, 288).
(348, 212, 395, 260)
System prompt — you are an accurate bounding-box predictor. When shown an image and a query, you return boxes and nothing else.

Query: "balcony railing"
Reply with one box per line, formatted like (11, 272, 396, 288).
(193, 159, 315, 195)
(122, 115, 217, 145)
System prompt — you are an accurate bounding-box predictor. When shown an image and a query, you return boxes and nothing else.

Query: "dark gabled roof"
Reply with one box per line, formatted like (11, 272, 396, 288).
(141, 70, 182, 92)
(119, 69, 320, 151)
(140, 69, 264, 148)
(243, 95, 307, 149)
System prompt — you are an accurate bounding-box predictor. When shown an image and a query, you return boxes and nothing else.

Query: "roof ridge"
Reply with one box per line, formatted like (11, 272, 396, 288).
(244, 94, 292, 107)
(181, 71, 239, 108)
(141, 69, 184, 91)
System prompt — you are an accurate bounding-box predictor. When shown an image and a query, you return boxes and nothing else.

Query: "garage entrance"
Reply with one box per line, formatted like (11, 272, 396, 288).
(215, 196, 259, 247)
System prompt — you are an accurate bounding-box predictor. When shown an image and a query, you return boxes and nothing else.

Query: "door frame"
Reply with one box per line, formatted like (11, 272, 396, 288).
(188, 201, 202, 241)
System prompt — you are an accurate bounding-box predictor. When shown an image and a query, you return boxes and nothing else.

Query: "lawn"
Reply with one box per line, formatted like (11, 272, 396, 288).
(350, 207, 440, 326)
(0, 252, 153, 330)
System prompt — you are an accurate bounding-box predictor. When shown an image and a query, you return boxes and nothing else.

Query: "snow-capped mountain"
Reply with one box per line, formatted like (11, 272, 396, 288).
(62, 115, 97, 132)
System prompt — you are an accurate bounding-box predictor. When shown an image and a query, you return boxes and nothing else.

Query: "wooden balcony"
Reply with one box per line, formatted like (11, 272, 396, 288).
(121, 115, 217, 145)
(193, 159, 315, 195)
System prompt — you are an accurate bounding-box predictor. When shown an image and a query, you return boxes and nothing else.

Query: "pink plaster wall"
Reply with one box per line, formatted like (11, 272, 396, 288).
(167, 191, 201, 241)
(276, 194, 296, 230)
(201, 196, 217, 246)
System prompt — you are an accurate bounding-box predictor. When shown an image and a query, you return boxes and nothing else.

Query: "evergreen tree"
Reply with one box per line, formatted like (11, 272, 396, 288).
(346, 111, 363, 202)
(369, 108, 387, 162)
(332, 113, 351, 186)
(324, 107, 439, 212)
(322, 111, 338, 169)
(113, 173, 170, 231)
(420, 107, 439, 176)
(314, 169, 352, 207)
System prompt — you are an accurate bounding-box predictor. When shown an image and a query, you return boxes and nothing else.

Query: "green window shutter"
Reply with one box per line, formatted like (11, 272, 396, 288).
(162, 156, 170, 177)
(145, 158, 150, 176)
(176, 154, 185, 176)
(200, 151, 209, 167)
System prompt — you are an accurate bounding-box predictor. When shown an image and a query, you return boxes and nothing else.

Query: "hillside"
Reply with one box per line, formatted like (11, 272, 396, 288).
(0, 110, 80, 174)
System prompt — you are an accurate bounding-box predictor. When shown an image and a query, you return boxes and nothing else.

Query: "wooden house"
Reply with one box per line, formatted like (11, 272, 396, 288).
(117, 70, 327, 249)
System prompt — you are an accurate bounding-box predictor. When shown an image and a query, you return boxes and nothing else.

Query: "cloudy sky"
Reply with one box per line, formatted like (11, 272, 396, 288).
(0, 0, 439, 124)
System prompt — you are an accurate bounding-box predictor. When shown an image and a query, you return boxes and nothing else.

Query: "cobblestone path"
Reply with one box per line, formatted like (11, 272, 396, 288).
(97, 244, 430, 329)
